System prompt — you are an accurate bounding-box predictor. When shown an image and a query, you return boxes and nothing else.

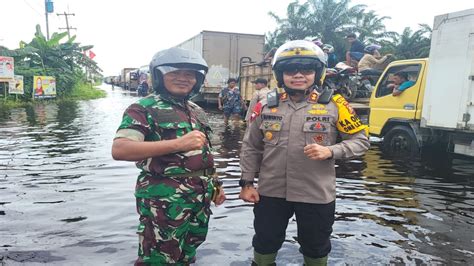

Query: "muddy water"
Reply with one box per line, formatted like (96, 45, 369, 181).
(0, 86, 473, 265)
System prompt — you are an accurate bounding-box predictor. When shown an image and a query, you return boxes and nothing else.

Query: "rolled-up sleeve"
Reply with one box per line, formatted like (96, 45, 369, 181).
(328, 130, 370, 159)
(114, 104, 151, 141)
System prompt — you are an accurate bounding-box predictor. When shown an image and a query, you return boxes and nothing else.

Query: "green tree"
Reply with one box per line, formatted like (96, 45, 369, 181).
(267, 0, 312, 48)
(384, 24, 432, 59)
(350, 10, 397, 45)
(267, 0, 391, 60)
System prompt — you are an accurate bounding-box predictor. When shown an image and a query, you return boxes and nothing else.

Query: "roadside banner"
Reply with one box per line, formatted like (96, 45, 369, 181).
(33, 76, 56, 98)
(0, 56, 14, 79)
(9, 75, 24, 94)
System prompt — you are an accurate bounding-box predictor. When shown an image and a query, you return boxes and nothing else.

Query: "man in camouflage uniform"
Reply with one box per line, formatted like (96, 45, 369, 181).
(240, 40, 370, 266)
(112, 47, 226, 265)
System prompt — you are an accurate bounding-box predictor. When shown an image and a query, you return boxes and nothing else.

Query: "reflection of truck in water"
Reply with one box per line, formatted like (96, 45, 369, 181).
(175, 30, 265, 103)
(368, 9, 474, 157)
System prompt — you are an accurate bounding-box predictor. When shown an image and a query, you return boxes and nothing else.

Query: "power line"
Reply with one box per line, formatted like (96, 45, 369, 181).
(23, 0, 42, 16)
(57, 12, 76, 39)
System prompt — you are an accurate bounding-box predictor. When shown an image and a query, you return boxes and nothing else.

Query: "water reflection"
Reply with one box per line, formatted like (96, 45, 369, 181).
(0, 86, 473, 265)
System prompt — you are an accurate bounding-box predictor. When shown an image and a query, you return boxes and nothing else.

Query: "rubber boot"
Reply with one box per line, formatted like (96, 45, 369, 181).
(251, 251, 277, 266)
(303, 255, 328, 266)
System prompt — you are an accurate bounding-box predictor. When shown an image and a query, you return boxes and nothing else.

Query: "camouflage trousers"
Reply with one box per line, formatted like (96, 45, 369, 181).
(134, 175, 213, 265)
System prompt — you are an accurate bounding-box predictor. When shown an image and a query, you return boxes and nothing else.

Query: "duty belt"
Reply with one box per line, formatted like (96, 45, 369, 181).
(164, 168, 216, 178)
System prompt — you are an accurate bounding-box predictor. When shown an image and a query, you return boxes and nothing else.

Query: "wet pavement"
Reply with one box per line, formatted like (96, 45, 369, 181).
(0, 85, 473, 265)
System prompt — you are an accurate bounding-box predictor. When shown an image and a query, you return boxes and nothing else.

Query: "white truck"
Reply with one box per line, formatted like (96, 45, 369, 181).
(175, 30, 265, 103)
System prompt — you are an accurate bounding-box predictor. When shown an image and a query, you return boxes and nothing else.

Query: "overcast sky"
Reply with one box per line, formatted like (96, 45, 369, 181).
(1, 0, 472, 76)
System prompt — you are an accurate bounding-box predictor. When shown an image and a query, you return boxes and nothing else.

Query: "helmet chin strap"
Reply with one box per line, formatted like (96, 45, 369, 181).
(283, 84, 317, 96)
(158, 86, 190, 103)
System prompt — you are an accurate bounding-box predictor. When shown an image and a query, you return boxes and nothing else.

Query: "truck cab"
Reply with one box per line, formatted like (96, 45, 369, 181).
(368, 59, 428, 154)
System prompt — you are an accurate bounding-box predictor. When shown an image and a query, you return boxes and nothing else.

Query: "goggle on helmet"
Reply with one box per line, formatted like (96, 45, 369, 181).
(272, 40, 327, 88)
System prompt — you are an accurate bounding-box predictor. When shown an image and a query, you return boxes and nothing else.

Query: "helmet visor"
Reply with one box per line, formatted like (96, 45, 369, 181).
(156, 66, 206, 77)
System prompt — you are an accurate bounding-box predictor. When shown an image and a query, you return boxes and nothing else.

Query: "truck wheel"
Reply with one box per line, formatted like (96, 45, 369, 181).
(382, 125, 420, 157)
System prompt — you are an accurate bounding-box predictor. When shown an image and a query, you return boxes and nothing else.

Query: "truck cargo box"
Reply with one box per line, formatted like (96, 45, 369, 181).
(421, 9, 474, 132)
(176, 31, 265, 103)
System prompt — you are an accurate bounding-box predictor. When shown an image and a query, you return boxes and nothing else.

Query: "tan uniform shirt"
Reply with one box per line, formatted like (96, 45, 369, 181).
(240, 92, 370, 204)
(245, 87, 271, 122)
(358, 54, 390, 72)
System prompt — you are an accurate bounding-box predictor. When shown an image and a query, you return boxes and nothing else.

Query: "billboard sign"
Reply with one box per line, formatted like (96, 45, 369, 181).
(9, 75, 24, 94)
(0, 56, 14, 79)
(33, 76, 56, 98)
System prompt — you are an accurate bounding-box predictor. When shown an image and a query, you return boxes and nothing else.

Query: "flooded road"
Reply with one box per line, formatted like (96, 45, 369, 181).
(1, 85, 473, 265)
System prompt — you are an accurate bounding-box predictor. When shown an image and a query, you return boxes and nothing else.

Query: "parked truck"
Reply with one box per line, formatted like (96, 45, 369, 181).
(368, 9, 474, 157)
(120, 68, 137, 90)
(126, 69, 140, 91)
(175, 30, 265, 103)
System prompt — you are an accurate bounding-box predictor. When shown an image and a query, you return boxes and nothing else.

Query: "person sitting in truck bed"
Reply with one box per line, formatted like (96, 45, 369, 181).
(358, 44, 393, 76)
(345, 33, 366, 67)
(388, 72, 415, 96)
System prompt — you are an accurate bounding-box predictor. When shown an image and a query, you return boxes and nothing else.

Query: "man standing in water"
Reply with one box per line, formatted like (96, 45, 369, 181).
(245, 78, 270, 123)
(218, 78, 244, 125)
(112, 47, 226, 265)
(239, 40, 369, 265)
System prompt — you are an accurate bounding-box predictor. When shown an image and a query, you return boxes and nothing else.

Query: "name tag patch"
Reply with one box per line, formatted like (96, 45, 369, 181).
(262, 114, 283, 121)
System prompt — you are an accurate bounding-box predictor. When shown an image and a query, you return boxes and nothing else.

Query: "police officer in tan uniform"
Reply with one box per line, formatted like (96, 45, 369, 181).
(245, 78, 271, 122)
(239, 40, 370, 266)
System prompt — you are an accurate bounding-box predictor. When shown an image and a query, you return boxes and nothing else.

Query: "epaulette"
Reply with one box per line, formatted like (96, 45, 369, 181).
(317, 88, 333, 104)
(308, 91, 318, 103)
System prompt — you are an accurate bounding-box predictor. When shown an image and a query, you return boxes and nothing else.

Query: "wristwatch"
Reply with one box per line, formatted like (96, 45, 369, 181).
(239, 179, 254, 188)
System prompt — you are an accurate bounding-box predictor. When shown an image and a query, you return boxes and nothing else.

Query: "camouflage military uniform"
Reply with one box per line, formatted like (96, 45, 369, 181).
(115, 95, 214, 265)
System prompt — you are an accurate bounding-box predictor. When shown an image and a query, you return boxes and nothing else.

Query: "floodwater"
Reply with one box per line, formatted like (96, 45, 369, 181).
(1, 85, 473, 265)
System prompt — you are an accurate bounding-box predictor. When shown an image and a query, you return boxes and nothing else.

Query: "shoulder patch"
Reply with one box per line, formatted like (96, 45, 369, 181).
(332, 94, 368, 135)
(250, 102, 264, 122)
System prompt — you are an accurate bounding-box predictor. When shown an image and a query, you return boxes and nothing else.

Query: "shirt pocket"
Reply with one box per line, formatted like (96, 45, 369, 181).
(259, 120, 283, 145)
(303, 121, 332, 146)
(158, 121, 191, 140)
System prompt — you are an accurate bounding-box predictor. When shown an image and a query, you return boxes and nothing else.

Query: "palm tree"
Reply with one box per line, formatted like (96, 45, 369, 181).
(268, 1, 312, 42)
(350, 10, 397, 45)
(385, 25, 431, 59)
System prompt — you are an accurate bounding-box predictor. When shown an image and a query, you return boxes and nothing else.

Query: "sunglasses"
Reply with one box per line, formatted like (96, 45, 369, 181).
(283, 67, 316, 76)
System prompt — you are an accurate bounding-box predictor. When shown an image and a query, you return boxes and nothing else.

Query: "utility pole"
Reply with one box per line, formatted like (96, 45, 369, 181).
(45, 0, 54, 40)
(57, 12, 76, 39)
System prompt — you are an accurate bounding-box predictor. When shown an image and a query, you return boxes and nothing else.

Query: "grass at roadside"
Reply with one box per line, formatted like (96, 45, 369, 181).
(0, 82, 106, 109)
(65, 82, 106, 100)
